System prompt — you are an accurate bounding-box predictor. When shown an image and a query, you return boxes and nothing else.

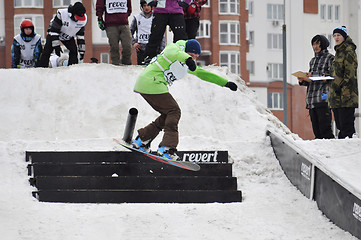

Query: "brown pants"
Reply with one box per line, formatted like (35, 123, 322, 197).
(137, 93, 181, 149)
(105, 25, 132, 65)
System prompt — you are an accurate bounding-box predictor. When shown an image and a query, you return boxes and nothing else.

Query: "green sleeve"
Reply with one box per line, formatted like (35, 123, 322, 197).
(190, 67, 228, 87)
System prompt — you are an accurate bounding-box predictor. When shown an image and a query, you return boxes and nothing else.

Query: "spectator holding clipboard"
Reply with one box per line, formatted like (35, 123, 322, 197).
(297, 34, 335, 139)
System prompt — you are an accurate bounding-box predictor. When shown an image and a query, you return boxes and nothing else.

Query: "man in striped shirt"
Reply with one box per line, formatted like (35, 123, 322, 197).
(298, 35, 335, 139)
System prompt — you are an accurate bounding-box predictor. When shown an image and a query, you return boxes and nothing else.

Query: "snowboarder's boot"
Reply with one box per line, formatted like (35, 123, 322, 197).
(157, 146, 180, 161)
(132, 136, 151, 153)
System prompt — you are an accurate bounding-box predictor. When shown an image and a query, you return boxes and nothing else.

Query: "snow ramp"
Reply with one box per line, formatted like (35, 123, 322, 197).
(267, 129, 361, 239)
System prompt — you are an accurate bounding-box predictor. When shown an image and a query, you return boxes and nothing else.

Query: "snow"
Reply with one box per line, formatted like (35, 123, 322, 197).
(0, 64, 359, 239)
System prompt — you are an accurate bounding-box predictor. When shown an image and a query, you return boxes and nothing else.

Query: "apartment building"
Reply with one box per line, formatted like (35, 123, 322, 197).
(246, 0, 361, 139)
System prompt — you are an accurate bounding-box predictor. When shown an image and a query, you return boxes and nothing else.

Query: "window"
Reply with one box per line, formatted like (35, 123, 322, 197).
(267, 33, 282, 49)
(220, 51, 240, 75)
(248, 31, 254, 45)
(327, 5, 333, 20)
(247, 61, 255, 75)
(219, 0, 240, 14)
(197, 20, 211, 38)
(15, 0, 43, 7)
(219, 21, 240, 45)
(268, 92, 284, 110)
(320, 4, 326, 20)
(246, 0, 254, 16)
(100, 53, 109, 63)
(335, 5, 340, 21)
(203, 1, 210, 7)
(14, 15, 44, 39)
(267, 63, 283, 80)
(267, 4, 283, 20)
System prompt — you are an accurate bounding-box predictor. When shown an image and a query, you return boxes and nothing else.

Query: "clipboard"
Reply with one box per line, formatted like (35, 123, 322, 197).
(292, 71, 311, 82)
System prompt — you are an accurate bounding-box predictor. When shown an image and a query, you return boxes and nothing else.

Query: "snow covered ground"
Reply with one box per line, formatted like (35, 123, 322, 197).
(0, 64, 358, 239)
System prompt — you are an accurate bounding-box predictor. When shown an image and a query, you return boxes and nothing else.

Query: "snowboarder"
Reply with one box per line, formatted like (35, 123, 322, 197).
(37, 2, 87, 67)
(11, 19, 42, 68)
(132, 39, 238, 160)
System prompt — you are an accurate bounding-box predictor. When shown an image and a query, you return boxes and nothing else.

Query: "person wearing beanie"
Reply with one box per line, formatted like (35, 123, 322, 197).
(329, 26, 359, 138)
(11, 19, 43, 68)
(298, 34, 334, 139)
(131, 39, 238, 161)
(130, 0, 165, 65)
(96, 0, 133, 65)
(37, 2, 87, 67)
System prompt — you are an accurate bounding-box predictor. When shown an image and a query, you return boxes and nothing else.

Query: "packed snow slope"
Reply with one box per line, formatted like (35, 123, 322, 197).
(0, 64, 357, 239)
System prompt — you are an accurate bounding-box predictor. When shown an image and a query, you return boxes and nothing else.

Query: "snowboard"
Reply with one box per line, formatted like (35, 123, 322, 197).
(113, 138, 200, 171)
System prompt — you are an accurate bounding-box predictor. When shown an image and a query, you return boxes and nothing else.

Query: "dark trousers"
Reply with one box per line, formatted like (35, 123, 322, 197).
(136, 49, 146, 65)
(332, 107, 356, 139)
(309, 107, 334, 139)
(185, 17, 200, 39)
(38, 35, 78, 67)
(144, 13, 187, 60)
(137, 93, 181, 149)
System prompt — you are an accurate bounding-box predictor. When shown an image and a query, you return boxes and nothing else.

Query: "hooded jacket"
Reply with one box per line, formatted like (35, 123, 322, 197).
(134, 40, 228, 94)
(329, 36, 359, 108)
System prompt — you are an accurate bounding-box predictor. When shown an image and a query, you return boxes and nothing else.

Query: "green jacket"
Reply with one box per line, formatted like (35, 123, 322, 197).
(134, 40, 228, 94)
(329, 36, 358, 108)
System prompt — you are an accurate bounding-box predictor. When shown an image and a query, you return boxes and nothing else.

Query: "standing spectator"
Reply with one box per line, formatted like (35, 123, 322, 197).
(37, 2, 87, 67)
(96, 0, 133, 65)
(329, 26, 358, 139)
(11, 19, 42, 68)
(298, 35, 334, 139)
(130, 0, 165, 65)
(142, 0, 189, 63)
(180, 0, 208, 39)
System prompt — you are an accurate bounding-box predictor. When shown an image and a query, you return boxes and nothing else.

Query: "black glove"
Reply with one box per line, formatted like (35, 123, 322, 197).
(185, 57, 196, 71)
(148, 0, 158, 7)
(178, 0, 189, 8)
(54, 45, 62, 57)
(225, 81, 237, 91)
(98, 18, 105, 31)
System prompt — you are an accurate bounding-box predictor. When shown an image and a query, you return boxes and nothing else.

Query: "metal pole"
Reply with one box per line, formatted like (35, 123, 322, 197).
(122, 108, 138, 143)
(282, 0, 288, 126)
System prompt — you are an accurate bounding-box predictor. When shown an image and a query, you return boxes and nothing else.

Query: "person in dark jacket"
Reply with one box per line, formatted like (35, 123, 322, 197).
(96, 0, 133, 65)
(298, 35, 335, 139)
(180, 0, 208, 39)
(329, 26, 358, 139)
(37, 2, 87, 67)
(11, 19, 42, 68)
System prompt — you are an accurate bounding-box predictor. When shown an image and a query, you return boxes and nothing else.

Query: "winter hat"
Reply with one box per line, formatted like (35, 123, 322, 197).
(311, 35, 329, 50)
(333, 26, 348, 39)
(69, 2, 86, 21)
(185, 39, 201, 55)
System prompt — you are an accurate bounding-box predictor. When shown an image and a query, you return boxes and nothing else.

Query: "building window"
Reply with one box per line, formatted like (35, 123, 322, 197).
(197, 20, 211, 38)
(327, 5, 333, 20)
(15, 0, 43, 7)
(268, 92, 284, 110)
(203, 1, 210, 7)
(267, 4, 283, 20)
(267, 33, 282, 49)
(320, 4, 326, 20)
(267, 63, 283, 80)
(100, 53, 109, 63)
(335, 5, 340, 21)
(219, 21, 240, 45)
(220, 51, 240, 75)
(14, 15, 44, 39)
(247, 61, 255, 75)
(246, 0, 254, 16)
(219, 0, 240, 14)
(247, 31, 254, 45)
(53, 0, 80, 8)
